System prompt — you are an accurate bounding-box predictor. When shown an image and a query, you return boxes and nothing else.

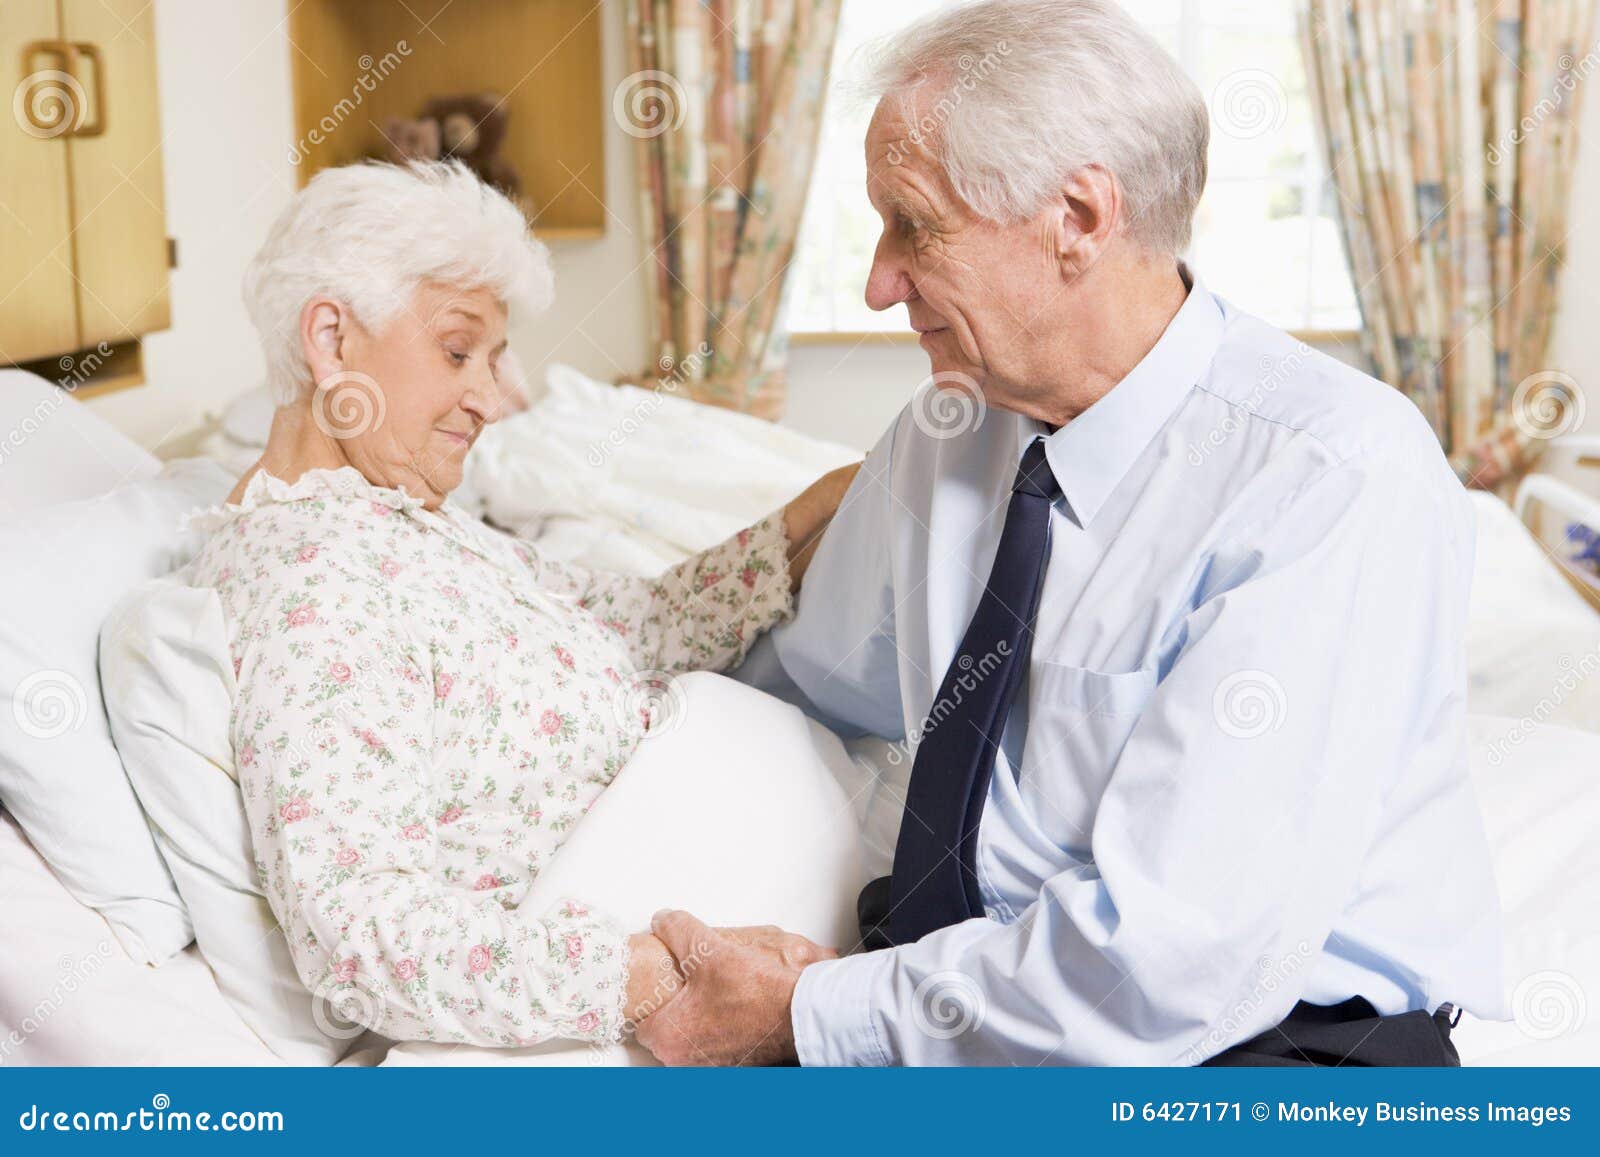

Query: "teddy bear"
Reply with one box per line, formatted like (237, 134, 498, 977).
(381, 93, 523, 203)
(381, 115, 441, 163)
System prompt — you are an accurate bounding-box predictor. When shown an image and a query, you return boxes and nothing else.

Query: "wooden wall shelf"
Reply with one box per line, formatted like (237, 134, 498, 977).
(16, 339, 145, 400)
(287, 0, 606, 240)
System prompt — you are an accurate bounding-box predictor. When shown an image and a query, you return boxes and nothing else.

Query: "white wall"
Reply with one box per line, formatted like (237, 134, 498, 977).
(782, 323, 1370, 452)
(90, 0, 648, 452)
(90, 0, 1599, 456)
(87, 0, 296, 450)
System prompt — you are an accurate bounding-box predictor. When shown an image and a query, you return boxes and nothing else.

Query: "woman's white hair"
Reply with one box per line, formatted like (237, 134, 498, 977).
(863, 0, 1208, 255)
(243, 160, 554, 405)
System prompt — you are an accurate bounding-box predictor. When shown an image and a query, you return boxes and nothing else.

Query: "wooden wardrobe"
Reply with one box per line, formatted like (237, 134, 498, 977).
(2, 0, 170, 393)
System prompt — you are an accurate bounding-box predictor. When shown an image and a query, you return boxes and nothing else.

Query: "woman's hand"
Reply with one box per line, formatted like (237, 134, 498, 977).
(782, 462, 863, 593)
(625, 931, 686, 1026)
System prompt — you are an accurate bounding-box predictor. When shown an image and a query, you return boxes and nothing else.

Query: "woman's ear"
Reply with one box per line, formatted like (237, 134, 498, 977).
(1050, 164, 1122, 280)
(299, 296, 347, 386)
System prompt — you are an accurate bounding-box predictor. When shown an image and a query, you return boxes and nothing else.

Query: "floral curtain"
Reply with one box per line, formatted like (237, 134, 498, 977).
(1300, 0, 1595, 488)
(621, 0, 843, 418)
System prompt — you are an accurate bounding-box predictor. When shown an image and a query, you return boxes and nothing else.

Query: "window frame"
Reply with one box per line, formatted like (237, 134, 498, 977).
(785, 0, 1362, 346)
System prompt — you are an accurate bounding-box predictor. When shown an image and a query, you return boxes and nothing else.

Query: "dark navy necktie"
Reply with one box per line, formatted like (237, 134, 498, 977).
(858, 437, 1062, 949)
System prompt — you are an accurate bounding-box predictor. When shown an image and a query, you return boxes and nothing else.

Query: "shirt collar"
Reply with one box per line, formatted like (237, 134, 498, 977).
(1016, 270, 1224, 527)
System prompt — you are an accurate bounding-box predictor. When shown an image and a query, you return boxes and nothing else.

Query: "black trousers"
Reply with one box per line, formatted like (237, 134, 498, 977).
(859, 882, 1458, 1065)
(1204, 996, 1460, 1067)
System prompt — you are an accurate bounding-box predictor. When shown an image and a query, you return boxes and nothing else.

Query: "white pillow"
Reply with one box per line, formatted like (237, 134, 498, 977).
(101, 574, 869, 1067)
(0, 369, 159, 517)
(101, 570, 354, 1064)
(389, 671, 869, 1067)
(0, 458, 233, 965)
(1452, 714, 1600, 1063)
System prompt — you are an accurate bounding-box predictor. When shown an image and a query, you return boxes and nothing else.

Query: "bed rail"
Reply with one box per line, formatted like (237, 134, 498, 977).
(1514, 446, 1600, 614)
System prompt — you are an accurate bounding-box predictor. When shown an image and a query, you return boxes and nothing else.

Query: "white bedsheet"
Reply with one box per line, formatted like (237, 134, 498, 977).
(1466, 491, 1600, 733)
(6, 370, 1597, 1067)
(0, 809, 279, 1066)
(9, 702, 1595, 1068)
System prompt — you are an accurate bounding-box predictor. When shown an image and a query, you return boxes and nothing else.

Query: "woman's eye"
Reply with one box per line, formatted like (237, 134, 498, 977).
(446, 350, 469, 366)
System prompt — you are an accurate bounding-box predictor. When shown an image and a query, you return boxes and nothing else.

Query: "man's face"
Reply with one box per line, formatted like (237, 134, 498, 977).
(862, 88, 1066, 407)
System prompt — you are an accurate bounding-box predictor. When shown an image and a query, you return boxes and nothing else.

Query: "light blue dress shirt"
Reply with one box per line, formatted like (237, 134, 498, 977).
(772, 276, 1505, 1065)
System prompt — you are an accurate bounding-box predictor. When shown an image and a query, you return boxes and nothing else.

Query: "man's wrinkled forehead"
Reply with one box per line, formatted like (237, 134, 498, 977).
(866, 86, 938, 156)
(865, 90, 947, 207)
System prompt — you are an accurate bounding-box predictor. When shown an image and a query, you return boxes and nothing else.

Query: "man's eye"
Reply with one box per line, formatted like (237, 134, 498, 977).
(446, 350, 469, 366)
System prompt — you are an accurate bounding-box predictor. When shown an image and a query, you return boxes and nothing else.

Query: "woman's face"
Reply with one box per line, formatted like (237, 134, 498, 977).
(303, 281, 509, 508)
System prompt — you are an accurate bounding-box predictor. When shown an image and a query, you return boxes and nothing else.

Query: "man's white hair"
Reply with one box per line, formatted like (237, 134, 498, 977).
(864, 0, 1208, 255)
(243, 160, 554, 405)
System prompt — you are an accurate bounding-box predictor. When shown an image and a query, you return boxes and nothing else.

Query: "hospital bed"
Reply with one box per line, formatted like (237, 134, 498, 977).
(1, 366, 1596, 1067)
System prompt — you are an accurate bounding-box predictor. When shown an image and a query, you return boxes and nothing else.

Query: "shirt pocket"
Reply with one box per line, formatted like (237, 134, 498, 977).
(1019, 660, 1158, 851)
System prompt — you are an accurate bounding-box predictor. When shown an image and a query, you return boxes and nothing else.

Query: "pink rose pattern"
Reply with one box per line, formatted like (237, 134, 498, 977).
(189, 467, 792, 1048)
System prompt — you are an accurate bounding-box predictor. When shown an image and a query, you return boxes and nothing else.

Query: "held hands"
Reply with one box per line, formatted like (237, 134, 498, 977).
(630, 910, 838, 1066)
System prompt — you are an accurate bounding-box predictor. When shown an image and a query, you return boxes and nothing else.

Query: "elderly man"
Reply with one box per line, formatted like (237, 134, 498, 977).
(637, 0, 1503, 1066)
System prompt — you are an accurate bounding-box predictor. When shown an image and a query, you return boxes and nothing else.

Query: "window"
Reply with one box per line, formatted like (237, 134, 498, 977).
(786, 0, 1361, 337)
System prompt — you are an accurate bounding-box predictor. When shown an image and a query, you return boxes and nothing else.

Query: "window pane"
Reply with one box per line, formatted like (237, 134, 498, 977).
(1309, 213, 1363, 331)
(787, 0, 1360, 336)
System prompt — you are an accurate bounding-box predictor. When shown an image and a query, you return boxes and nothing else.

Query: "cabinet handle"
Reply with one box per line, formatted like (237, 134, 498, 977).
(70, 42, 106, 137)
(17, 40, 80, 137)
(16, 39, 104, 138)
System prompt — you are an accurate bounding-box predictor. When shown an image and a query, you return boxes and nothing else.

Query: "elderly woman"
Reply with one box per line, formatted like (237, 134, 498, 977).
(191, 160, 854, 1047)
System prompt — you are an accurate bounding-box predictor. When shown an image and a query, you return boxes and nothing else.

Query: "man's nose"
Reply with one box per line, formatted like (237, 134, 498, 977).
(864, 236, 914, 312)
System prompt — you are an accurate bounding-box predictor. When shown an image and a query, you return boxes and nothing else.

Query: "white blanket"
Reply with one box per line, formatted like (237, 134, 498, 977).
(463, 365, 862, 573)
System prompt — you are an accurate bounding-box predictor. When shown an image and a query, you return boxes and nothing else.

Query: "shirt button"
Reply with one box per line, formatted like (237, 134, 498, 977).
(984, 905, 1001, 921)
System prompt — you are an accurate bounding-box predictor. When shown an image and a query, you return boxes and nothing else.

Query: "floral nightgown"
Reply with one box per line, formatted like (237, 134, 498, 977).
(187, 467, 793, 1047)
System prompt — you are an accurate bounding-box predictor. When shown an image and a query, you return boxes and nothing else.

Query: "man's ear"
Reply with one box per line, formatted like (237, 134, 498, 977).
(1050, 164, 1122, 280)
(299, 296, 347, 386)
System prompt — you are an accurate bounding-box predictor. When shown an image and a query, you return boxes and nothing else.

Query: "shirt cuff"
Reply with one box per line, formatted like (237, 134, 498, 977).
(791, 950, 896, 1066)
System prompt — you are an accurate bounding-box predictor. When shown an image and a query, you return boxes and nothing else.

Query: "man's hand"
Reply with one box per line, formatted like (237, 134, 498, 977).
(634, 910, 837, 1066)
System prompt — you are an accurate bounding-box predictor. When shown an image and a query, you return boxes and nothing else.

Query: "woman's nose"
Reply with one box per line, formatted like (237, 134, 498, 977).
(460, 368, 498, 424)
